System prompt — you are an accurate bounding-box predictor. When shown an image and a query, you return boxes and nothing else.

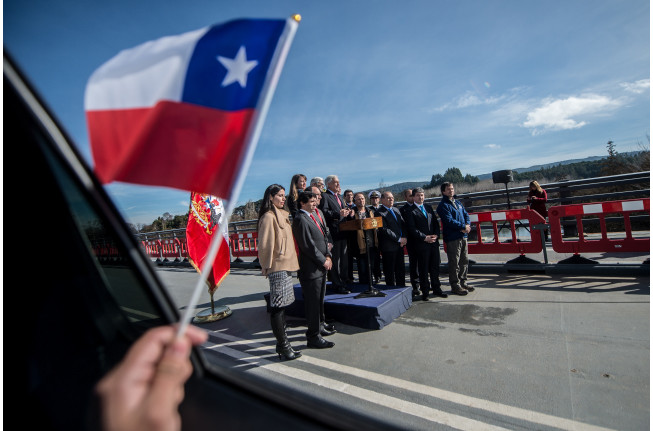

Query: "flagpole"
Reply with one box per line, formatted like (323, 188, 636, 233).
(176, 15, 300, 338)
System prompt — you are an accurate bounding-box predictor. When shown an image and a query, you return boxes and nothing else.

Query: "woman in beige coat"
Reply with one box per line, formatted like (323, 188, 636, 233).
(257, 184, 302, 360)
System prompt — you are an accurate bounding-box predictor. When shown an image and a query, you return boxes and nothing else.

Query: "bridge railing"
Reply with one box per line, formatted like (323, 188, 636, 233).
(133, 172, 649, 266)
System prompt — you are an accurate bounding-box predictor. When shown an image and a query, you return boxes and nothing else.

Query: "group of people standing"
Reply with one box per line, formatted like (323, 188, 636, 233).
(256, 174, 480, 359)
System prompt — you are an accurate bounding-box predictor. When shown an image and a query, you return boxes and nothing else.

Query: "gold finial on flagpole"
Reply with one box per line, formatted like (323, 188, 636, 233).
(292, 14, 301, 22)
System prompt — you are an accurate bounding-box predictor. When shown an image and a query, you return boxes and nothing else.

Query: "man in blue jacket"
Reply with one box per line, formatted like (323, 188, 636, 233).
(436, 182, 474, 295)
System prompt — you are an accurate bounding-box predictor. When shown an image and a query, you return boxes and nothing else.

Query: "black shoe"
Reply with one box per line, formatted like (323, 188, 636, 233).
(307, 337, 335, 349)
(276, 342, 302, 360)
(320, 323, 337, 336)
(412, 289, 420, 298)
(421, 294, 429, 301)
(452, 288, 468, 296)
(433, 292, 448, 298)
(462, 284, 475, 292)
(336, 287, 351, 294)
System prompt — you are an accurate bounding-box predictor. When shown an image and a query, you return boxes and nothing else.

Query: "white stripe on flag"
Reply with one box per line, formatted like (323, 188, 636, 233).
(85, 27, 208, 110)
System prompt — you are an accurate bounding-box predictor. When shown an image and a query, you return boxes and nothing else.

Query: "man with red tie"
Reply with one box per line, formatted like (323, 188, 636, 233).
(292, 191, 336, 349)
(318, 175, 353, 294)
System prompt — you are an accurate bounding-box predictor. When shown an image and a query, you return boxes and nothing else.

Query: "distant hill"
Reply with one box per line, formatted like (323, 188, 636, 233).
(476, 154, 613, 180)
(365, 154, 615, 194)
(360, 181, 426, 198)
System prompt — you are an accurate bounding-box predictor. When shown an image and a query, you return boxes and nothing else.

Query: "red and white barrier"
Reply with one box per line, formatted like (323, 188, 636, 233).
(465, 208, 546, 255)
(230, 232, 259, 258)
(548, 198, 649, 254)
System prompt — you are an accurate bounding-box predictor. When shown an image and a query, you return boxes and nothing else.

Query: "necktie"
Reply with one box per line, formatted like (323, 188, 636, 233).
(420, 205, 427, 217)
(388, 208, 401, 237)
(310, 213, 324, 235)
(315, 210, 325, 226)
(335, 193, 342, 208)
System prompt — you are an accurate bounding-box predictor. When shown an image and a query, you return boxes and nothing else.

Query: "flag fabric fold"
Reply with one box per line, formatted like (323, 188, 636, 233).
(186, 192, 230, 294)
(84, 18, 287, 199)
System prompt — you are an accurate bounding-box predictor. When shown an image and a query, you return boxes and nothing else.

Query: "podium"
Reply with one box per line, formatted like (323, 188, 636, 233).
(339, 216, 386, 298)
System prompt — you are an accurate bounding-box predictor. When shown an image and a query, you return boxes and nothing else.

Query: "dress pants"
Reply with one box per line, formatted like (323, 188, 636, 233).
(299, 273, 327, 341)
(417, 244, 442, 295)
(329, 238, 349, 288)
(406, 243, 419, 290)
(381, 245, 406, 287)
(445, 238, 469, 289)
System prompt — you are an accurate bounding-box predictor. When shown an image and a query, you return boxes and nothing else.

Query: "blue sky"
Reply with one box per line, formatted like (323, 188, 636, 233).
(5, 0, 650, 225)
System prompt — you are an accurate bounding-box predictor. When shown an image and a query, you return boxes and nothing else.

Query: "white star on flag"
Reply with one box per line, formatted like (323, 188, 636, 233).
(217, 46, 258, 88)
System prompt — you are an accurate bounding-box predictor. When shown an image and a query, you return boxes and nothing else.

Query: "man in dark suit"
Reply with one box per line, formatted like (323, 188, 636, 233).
(292, 191, 336, 349)
(318, 175, 353, 294)
(375, 191, 407, 287)
(400, 188, 420, 298)
(405, 187, 449, 301)
(343, 189, 356, 283)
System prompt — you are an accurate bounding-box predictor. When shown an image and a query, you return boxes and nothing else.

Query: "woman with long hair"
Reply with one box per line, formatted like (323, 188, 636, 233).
(287, 173, 307, 216)
(257, 184, 302, 360)
(527, 180, 548, 240)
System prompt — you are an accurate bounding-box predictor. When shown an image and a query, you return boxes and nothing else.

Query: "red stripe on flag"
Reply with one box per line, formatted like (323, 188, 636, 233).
(87, 101, 254, 198)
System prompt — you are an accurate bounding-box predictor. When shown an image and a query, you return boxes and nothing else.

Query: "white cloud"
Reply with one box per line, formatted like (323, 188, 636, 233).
(430, 91, 504, 112)
(484, 144, 501, 149)
(522, 94, 621, 135)
(620, 79, 650, 94)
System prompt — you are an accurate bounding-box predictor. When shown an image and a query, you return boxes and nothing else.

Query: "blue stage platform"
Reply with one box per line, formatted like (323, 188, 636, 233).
(265, 282, 413, 330)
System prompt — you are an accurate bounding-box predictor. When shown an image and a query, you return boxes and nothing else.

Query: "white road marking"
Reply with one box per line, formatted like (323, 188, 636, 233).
(205, 331, 615, 431)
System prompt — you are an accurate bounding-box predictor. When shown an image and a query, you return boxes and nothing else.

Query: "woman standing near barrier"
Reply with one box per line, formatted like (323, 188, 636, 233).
(287, 173, 307, 216)
(257, 184, 302, 360)
(527, 180, 548, 239)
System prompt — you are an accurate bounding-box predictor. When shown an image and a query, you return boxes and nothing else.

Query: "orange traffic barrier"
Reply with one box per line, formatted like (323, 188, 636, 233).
(465, 208, 546, 255)
(159, 239, 178, 261)
(230, 232, 259, 258)
(141, 240, 162, 260)
(548, 198, 650, 255)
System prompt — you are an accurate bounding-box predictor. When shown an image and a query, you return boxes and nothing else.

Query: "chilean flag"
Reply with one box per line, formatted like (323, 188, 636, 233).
(85, 18, 293, 199)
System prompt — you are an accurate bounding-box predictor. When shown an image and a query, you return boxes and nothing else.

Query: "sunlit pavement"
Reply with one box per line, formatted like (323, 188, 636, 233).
(157, 262, 649, 431)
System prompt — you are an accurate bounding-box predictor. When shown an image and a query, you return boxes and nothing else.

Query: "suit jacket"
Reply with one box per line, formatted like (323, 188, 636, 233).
(292, 210, 332, 280)
(399, 202, 414, 219)
(405, 204, 440, 251)
(400, 203, 416, 248)
(319, 190, 347, 240)
(375, 205, 406, 253)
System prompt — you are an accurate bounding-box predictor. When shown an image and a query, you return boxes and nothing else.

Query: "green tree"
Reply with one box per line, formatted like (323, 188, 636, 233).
(464, 173, 479, 184)
(442, 167, 464, 184)
(601, 140, 626, 176)
(425, 173, 443, 188)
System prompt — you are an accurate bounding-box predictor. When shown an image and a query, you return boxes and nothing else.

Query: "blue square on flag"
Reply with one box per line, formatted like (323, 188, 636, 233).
(183, 20, 285, 111)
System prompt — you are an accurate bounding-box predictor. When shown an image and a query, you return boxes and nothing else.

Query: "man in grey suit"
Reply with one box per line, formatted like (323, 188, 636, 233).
(292, 191, 336, 349)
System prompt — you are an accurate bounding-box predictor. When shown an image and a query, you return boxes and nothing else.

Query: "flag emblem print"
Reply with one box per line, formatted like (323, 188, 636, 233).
(186, 192, 230, 294)
(85, 19, 288, 198)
